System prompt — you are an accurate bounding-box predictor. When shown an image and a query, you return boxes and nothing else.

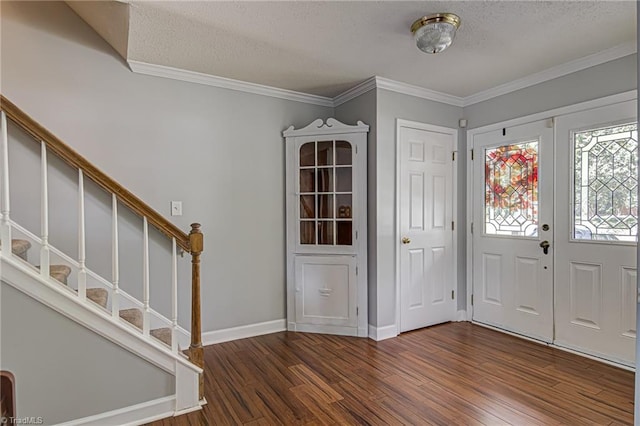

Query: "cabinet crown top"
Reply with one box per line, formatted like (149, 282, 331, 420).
(283, 118, 369, 137)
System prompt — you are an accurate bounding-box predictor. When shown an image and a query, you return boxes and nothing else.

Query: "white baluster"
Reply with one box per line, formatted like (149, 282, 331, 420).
(1, 111, 12, 252)
(142, 216, 150, 335)
(171, 237, 178, 352)
(77, 170, 86, 300)
(111, 194, 120, 318)
(40, 142, 50, 277)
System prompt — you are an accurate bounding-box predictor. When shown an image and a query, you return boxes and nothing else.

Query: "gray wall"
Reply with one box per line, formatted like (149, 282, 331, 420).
(1, 1, 332, 332)
(0, 282, 174, 424)
(463, 54, 637, 129)
(338, 89, 464, 328)
(334, 90, 378, 326)
(375, 89, 464, 327)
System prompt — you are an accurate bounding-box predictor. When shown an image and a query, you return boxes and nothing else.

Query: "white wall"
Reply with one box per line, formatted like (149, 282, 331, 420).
(1, 1, 332, 333)
(0, 282, 174, 424)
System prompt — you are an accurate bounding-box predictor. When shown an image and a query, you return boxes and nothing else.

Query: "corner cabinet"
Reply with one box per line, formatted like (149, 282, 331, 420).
(284, 118, 368, 337)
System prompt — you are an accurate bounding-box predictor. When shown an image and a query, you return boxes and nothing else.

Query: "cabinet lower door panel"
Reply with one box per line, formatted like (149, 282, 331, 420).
(294, 256, 357, 328)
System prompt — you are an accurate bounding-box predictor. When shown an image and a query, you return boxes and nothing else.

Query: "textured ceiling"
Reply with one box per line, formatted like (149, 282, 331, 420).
(75, 1, 637, 99)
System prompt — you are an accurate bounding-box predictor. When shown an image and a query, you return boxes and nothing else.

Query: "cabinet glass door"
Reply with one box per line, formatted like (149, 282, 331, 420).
(299, 140, 353, 246)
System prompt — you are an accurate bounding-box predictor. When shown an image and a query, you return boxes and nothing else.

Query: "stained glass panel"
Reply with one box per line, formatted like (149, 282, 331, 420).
(573, 123, 638, 242)
(485, 141, 538, 237)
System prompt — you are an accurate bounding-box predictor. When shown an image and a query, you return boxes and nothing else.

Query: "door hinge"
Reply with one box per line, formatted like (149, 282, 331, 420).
(452, 151, 456, 161)
(471, 222, 474, 234)
(471, 149, 474, 160)
(356, 266, 358, 275)
(356, 231, 358, 240)
(452, 221, 455, 231)
(451, 290, 455, 300)
(471, 294, 474, 306)
(357, 307, 359, 316)
(355, 146, 358, 154)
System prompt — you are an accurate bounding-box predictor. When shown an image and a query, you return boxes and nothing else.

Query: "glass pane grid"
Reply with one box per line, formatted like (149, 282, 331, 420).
(298, 140, 353, 246)
(573, 123, 638, 242)
(484, 141, 538, 237)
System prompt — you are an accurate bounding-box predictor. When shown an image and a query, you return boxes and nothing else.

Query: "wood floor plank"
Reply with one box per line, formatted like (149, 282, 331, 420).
(146, 323, 634, 426)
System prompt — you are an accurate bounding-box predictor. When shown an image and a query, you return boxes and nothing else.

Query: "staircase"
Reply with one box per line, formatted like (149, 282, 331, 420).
(11, 238, 175, 345)
(0, 96, 205, 423)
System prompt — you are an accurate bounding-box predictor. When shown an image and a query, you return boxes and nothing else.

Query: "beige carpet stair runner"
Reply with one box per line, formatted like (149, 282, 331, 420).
(9, 239, 172, 347)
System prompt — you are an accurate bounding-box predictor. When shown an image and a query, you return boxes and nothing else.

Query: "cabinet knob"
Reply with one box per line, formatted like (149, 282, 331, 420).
(401, 236, 411, 245)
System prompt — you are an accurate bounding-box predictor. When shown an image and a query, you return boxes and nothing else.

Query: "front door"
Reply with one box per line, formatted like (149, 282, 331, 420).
(398, 122, 456, 333)
(554, 100, 637, 366)
(472, 120, 554, 342)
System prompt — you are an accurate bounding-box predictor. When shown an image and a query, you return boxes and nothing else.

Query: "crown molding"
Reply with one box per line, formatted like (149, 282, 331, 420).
(375, 76, 465, 107)
(128, 41, 637, 110)
(333, 77, 377, 107)
(127, 60, 334, 107)
(462, 41, 637, 106)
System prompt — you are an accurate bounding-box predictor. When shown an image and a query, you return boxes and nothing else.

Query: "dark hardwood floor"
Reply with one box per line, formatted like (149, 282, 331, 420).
(147, 322, 634, 425)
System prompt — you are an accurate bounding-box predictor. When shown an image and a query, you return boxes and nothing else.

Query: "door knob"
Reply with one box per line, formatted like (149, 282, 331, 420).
(402, 236, 411, 244)
(539, 240, 550, 255)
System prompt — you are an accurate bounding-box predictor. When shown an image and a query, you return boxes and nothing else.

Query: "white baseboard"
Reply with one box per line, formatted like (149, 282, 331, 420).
(202, 319, 286, 346)
(456, 310, 467, 321)
(56, 395, 177, 426)
(368, 324, 398, 341)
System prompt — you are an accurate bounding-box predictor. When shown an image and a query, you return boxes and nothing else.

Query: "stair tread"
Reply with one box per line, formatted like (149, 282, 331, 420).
(11, 239, 31, 255)
(36, 264, 72, 285)
(119, 309, 173, 347)
(119, 308, 143, 329)
(150, 327, 172, 347)
(86, 288, 108, 309)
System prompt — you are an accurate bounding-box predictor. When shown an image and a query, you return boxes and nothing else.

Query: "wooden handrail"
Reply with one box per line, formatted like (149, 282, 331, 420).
(0, 95, 190, 251)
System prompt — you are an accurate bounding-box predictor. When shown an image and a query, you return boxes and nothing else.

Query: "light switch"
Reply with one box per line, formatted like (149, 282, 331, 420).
(171, 201, 182, 216)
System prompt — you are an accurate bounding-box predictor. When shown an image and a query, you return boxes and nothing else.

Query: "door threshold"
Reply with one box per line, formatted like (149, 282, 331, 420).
(471, 321, 635, 372)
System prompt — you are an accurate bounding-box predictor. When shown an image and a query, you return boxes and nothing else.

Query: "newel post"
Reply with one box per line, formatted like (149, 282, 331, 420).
(188, 223, 204, 400)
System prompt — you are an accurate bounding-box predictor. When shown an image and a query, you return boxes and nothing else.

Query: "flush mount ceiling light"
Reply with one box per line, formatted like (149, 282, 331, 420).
(411, 13, 461, 54)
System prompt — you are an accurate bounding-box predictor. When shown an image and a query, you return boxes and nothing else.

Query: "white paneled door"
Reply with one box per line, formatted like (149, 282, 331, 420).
(399, 122, 456, 333)
(554, 100, 637, 366)
(472, 101, 637, 366)
(472, 120, 554, 342)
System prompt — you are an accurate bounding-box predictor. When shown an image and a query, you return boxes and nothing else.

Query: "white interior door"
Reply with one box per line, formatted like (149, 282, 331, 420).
(399, 123, 455, 333)
(554, 100, 637, 366)
(472, 120, 554, 342)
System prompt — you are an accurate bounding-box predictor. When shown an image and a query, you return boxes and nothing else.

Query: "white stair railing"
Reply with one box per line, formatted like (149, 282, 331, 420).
(77, 169, 87, 300)
(0, 96, 204, 398)
(1, 111, 12, 252)
(171, 237, 178, 352)
(40, 141, 50, 278)
(142, 216, 150, 336)
(111, 194, 120, 318)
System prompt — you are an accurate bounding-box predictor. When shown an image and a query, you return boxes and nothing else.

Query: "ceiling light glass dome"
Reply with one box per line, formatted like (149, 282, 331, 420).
(411, 13, 461, 54)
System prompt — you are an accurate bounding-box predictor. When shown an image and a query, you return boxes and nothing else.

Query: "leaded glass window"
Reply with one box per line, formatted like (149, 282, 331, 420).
(485, 141, 538, 237)
(573, 123, 638, 242)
